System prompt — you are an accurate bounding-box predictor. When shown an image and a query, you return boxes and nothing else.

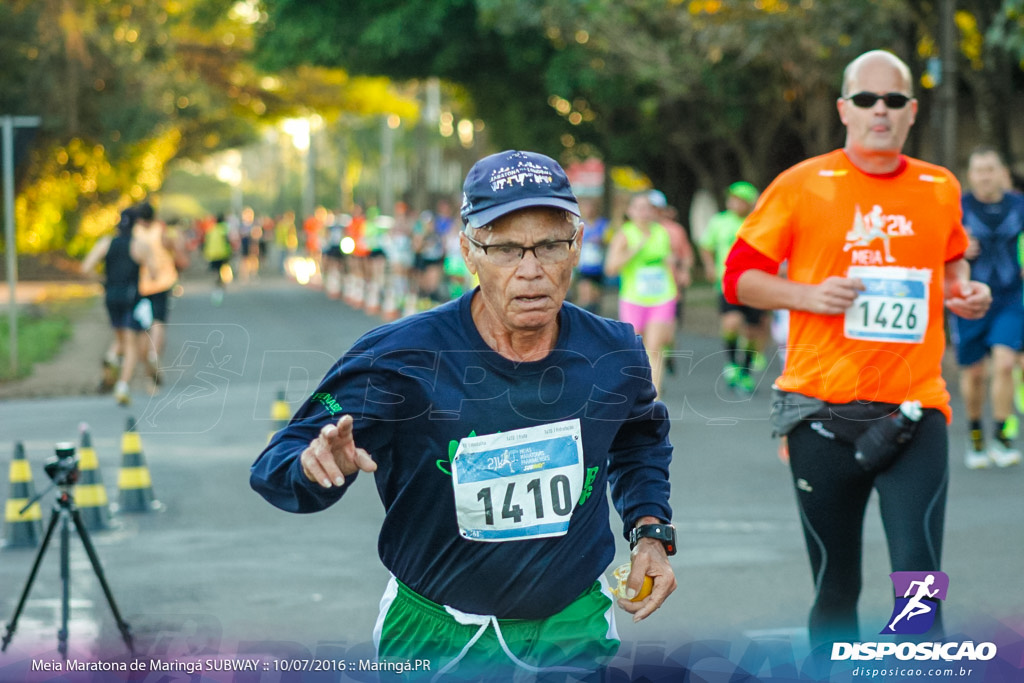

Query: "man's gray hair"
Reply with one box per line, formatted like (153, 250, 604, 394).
(463, 210, 582, 235)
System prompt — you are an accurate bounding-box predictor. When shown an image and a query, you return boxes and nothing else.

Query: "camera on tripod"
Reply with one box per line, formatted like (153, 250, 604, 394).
(2, 441, 133, 658)
(43, 442, 79, 487)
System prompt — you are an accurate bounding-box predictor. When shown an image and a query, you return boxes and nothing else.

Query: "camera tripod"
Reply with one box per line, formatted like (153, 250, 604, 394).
(1, 479, 134, 659)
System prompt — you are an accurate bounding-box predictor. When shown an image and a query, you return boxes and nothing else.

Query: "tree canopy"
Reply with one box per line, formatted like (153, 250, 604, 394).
(256, 0, 1023, 211)
(2, 0, 414, 254)
(3, 0, 1022, 254)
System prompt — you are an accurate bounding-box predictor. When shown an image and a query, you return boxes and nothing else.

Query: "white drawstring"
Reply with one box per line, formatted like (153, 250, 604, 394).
(431, 608, 491, 680)
(432, 605, 593, 681)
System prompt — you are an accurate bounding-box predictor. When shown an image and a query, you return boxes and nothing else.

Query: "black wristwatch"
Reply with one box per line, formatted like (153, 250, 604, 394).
(629, 523, 677, 556)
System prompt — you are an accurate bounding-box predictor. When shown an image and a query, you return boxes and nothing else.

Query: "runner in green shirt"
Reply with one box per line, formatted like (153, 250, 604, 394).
(699, 181, 764, 394)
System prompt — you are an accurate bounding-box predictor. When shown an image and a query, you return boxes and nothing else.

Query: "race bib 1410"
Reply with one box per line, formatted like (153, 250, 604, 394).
(452, 419, 584, 542)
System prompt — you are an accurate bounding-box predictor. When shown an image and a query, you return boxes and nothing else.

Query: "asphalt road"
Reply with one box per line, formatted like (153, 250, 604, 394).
(1, 275, 1021, 682)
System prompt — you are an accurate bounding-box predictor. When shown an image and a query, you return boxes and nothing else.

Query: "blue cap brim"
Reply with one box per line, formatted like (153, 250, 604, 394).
(465, 197, 580, 229)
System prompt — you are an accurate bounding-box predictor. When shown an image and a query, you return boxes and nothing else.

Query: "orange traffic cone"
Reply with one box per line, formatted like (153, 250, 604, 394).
(73, 423, 112, 530)
(268, 389, 290, 443)
(2, 442, 43, 549)
(116, 417, 161, 513)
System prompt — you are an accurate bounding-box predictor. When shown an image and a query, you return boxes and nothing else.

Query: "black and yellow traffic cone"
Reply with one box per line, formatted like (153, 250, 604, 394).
(268, 389, 290, 443)
(73, 423, 112, 531)
(3, 442, 43, 549)
(116, 416, 161, 513)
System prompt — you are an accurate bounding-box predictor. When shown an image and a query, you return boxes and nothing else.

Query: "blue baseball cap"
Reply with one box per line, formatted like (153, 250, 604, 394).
(460, 150, 580, 228)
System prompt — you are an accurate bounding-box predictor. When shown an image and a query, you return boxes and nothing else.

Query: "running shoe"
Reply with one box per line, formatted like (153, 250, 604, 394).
(99, 357, 119, 393)
(988, 440, 1022, 468)
(734, 370, 756, 397)
(1003, 414, 1020, 440)
(146, 351, 162, 388)
(964, 448, 990, 470)
(965, 429, 990, 469)
(114, 380, 131, 407)
(146, 369, 162, 396)
(723, 363, 741, 387)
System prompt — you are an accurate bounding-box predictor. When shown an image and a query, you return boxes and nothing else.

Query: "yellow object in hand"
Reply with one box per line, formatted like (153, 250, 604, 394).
(632, 574, 654, 601)
(612, 563, 653, 602)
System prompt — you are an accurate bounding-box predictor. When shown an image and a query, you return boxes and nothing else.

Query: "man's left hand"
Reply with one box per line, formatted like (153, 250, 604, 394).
(945, 280, 991, 320)
(616, 537, 677, 622)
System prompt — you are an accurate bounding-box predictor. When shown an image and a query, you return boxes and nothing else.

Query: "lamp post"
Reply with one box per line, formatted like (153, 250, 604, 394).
(2, 115, 42, 376)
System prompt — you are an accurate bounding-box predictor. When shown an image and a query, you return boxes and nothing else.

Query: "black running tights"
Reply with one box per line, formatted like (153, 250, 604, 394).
(786, 409, 948, 645)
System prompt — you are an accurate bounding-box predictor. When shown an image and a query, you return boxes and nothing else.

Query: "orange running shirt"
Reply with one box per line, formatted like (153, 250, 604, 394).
(738, 150, 969, 419)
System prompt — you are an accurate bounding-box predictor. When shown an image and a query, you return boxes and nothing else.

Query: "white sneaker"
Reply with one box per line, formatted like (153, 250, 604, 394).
(964, 442, 991, 470)
(988, 440, 1022, 468)
(114, 380, 131, 407)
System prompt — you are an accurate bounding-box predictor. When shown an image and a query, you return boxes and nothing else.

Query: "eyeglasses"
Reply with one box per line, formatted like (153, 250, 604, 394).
(844, 92, 912, 109)
(465, 229, 579, 267)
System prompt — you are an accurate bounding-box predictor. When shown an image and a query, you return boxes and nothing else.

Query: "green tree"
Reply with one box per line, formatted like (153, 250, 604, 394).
(257, 0, 574, 157)
(483, 0, 916, 195)
(255, 0, 918, 209)
(924, 0, 1024, 165)
(2, 0, 415, 255)
(989, 0, 1024, 62)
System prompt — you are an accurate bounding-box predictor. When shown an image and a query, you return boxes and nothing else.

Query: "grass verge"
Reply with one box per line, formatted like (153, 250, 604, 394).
(0, 297, 92, 382)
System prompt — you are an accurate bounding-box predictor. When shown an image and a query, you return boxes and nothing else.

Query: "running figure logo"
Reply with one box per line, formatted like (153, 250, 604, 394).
(844, 204, 898, 263)
(881, 571, 949, 635)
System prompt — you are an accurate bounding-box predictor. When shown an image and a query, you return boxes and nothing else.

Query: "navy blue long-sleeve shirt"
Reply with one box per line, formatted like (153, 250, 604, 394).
(250, 291, 673, 619)
(962, 192, 1024, 295)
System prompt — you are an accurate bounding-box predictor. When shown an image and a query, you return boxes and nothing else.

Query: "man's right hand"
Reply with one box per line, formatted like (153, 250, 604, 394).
(300, 414, 377, 488)
(804, 276, 864, 315)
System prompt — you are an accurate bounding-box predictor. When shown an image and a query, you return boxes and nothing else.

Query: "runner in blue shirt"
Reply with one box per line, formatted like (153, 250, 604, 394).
(952, 146, 1024, 469)
(251, 150, 676, 679)
(573, 194, 611, 314)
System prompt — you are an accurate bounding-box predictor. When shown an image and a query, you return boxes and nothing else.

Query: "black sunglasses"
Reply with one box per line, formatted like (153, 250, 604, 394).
(844, 92, 912, 109)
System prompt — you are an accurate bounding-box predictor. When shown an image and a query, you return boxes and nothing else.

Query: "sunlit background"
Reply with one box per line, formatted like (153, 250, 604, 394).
(0, 0, 1021, 259)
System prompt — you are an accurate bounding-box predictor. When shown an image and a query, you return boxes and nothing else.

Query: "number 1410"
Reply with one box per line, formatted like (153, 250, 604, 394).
(476, 476, 573, 525)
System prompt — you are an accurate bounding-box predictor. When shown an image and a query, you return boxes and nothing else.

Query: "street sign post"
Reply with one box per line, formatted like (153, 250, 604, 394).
(2, 115, 42, 376)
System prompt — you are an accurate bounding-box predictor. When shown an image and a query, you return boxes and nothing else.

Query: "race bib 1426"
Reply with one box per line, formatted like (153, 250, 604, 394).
(844, 266, 932, 344)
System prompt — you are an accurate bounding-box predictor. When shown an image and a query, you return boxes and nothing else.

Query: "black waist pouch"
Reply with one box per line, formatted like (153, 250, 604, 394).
(804, 400, 903, 445)
(771, 388, 899, 442)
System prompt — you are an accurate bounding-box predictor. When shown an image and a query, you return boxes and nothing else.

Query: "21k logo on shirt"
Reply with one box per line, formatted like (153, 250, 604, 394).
(844, 204, 915, 266)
